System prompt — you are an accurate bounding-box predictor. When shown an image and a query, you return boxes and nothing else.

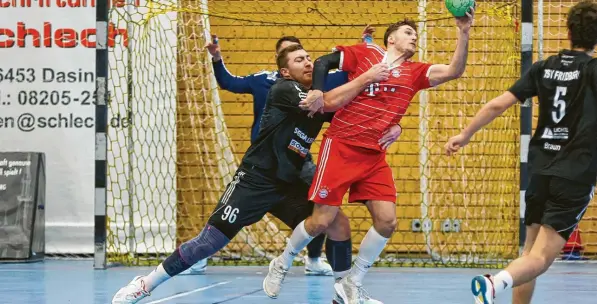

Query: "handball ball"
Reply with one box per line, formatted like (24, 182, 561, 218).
(445, 0, 475, 17)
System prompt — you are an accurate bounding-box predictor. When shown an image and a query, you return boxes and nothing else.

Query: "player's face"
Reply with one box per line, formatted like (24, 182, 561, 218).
(280, 49, 313, 86)
(387, 25, 417, 57)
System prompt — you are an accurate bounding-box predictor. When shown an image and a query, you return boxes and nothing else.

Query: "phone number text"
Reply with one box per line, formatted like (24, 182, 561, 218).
(10, 90, 96, 106)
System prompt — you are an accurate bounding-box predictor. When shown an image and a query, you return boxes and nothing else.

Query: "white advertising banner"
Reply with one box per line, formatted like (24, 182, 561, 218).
(0, 0, 177, 254)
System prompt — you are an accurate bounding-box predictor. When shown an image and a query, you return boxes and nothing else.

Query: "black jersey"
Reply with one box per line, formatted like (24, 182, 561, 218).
(241, 78, 333, 183)
(509, 50, 597, 184)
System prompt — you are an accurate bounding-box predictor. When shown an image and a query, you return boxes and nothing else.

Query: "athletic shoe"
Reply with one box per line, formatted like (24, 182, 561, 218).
(262, 257, 289, 298)
(305, 257, 334, 276)
(471, 274, 495, 304)
(112, 276, 150, 304)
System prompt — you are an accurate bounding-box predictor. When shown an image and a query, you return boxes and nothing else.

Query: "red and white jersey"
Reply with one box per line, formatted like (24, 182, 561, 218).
(325, 42, 434, 151)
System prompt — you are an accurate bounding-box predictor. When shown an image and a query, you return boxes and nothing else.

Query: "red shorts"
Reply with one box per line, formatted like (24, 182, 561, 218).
(308, 136, 397, 206)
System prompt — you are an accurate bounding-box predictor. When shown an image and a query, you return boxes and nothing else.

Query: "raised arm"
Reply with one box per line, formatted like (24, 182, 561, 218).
(206, 37, 253, 94)
(427, 7, 475, 87)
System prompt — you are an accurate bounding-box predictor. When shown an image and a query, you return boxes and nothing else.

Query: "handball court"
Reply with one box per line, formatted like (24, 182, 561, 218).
(0, 259, 595, 303)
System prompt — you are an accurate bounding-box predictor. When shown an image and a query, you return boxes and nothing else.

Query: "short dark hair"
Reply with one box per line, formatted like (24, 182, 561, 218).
(275, 36, 301, 53)
(276, 44, 304, 69)
(567, 1, 597, 50)
(383, 19, 418, 47)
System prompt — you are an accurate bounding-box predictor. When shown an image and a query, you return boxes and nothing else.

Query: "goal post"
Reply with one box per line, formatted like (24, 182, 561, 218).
(94, 0, 109, 270)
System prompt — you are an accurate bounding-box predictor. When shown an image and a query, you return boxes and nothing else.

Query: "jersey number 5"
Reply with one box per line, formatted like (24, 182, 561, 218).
(552, 86, 567, 124)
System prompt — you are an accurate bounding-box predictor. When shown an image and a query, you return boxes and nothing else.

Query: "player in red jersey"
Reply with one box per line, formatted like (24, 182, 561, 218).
(263, 9, 475, 304)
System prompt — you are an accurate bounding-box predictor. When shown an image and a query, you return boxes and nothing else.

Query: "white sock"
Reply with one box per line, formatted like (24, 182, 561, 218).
(349, 227, 388, 285)
(280, 221, 314, 269)
(143, 264, 171, 292)
(334, 270, 350, 282)
(492, 270, 514, 295)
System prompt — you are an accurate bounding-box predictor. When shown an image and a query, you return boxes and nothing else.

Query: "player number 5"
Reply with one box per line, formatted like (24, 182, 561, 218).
(552, 86, 567, 124)
(222, 205, 239, 223)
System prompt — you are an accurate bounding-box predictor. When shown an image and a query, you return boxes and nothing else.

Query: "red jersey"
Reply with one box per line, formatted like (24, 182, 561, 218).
(325, 43, 434, 151)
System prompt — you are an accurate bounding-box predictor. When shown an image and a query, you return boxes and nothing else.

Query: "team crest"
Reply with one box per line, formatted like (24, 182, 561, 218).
(392, 69, 401, 78)
(318, 186, 330, 199)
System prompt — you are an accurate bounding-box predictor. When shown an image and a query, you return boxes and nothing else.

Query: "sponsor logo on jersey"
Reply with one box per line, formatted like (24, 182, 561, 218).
(294, 127, 315, 143)
(541, 127, 568, 140)
(288, 139, 308, 157)
(544, 142, 561, 151)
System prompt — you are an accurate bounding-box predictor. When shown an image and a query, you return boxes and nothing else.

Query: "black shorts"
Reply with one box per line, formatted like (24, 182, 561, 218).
(524, 174, 593, 240)
(207, 164, 314, 239)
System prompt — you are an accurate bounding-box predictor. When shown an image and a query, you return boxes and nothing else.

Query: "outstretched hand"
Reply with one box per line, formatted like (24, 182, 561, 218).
(444, 133, 471, 156)
(455, 6, 475, 34)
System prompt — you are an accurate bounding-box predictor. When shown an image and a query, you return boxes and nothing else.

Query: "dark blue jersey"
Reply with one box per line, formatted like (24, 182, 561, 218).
(212, 59, 349, 142)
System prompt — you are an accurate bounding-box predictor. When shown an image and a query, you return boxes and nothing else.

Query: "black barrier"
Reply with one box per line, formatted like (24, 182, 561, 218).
(0, 152, 45, 263)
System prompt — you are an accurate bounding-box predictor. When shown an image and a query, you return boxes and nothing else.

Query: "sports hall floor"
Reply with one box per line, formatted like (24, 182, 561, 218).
(0, 260, 595, 303)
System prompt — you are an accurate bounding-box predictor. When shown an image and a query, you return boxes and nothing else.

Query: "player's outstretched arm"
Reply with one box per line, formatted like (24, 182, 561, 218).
(427, 7, 475, 87)
(320, 63, 390, 112)
(299, 52, 389, 115)
(206, 35, 253, 94)
(444, 91, 518, 155)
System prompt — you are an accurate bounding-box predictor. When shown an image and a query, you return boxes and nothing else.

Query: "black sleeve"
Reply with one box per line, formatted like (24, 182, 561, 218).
(270, 81, 306, 114)
(312, 52, 342, 91)
(508, 61, 542, 102)
(590, 59, 597, 94)
(323, 111, 335, 122)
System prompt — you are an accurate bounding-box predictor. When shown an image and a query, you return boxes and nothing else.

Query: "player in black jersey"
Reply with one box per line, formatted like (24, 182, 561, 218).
(111, 44, 390, 304)
(444, 2, 597, 304)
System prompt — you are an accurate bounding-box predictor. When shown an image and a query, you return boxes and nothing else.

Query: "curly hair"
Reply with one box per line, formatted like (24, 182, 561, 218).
(383, 19, 418, 47)
(567, 1, 597, 50)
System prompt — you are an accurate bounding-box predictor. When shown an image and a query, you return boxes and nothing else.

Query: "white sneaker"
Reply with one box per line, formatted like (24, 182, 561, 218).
(262, 257, 289, 298)
(111, 276, 150, 304)
(334, 276, 375, 304)
(179, 258, 207, 275)
(333, 291, 383, 304)
(471, 274, 495, 304)
(304, 257, 333, 276)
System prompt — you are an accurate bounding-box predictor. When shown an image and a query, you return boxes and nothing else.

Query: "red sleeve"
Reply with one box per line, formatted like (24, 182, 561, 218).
(411, 62, 434, 91)
(334, 43, 367, 74)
